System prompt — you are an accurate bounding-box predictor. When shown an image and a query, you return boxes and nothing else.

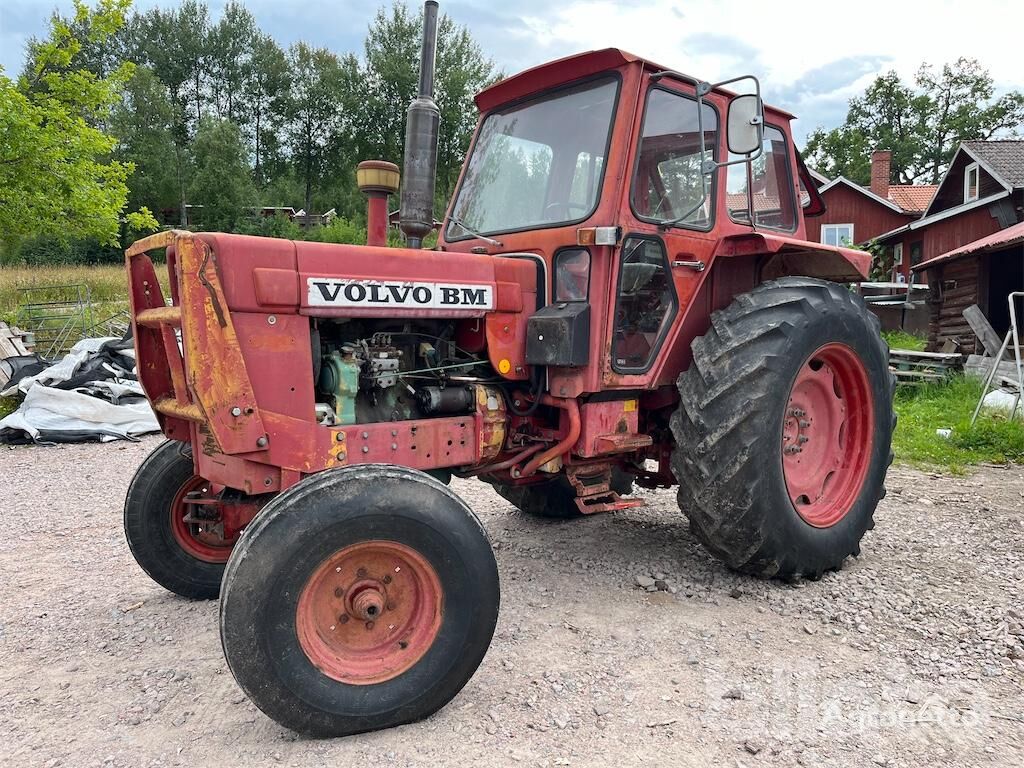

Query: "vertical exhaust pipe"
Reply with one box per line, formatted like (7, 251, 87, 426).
(400, 0, 441, 249)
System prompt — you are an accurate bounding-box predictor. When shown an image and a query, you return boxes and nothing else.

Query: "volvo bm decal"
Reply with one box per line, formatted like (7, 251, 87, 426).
(307, 278, 494, 310)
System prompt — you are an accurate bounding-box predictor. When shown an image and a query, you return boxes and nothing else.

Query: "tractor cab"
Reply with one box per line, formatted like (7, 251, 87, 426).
(440, 49, 856, 396)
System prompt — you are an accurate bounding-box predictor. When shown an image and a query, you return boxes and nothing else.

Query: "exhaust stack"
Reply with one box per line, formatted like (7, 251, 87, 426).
(400, 0, 441, 249)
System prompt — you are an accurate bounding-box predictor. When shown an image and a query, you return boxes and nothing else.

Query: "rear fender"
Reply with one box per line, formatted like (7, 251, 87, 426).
(714, 232, 870, 282)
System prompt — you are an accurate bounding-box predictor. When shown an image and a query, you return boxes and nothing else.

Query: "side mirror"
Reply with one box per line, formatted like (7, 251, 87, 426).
(727, 93, 764, 156)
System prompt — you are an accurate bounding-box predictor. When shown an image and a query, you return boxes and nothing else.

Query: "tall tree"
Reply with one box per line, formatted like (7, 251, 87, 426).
(285, 42, 348, 215)
(805, 59, 1024, 185)
(189, 117, 256, 230)
(0, 0, 155, 246)
(246, 33, 290, 188)
(208, 1, 257, 123)
(111, 66, 186, 223)
(359, 3, 498, 204)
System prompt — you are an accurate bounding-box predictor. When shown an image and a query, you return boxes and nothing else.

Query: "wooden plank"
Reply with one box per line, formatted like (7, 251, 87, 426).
(965, 354, 1023, 381)
(962, 304, 1005, 358)
(889, 348, 963, 361)
(890, 369, 947, 380)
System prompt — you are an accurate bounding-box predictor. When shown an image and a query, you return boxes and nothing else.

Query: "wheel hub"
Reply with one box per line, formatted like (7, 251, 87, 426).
(782, 343, 874, 528)
(296, 540, 442, 685)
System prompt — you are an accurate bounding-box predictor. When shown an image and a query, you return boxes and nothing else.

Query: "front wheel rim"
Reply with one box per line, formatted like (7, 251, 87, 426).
(295, 540, 443, 685)
(782, 343, 874, 528)
(168, 477, 235, 563)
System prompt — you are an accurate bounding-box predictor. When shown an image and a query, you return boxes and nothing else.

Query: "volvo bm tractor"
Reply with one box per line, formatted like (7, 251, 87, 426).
(123, 0, 894, 737)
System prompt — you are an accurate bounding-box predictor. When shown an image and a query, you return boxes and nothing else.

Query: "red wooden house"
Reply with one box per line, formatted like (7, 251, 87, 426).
(890, 141, 1024, 352)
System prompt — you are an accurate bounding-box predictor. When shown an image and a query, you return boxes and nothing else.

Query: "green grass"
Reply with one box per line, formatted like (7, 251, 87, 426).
(892, 375, 1024, 472)
(882, 329, 927, 351)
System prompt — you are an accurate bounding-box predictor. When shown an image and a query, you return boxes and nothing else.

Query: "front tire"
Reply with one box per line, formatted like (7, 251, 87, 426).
(671, 277, 895, 579)
(219, 465, 499, 737)
(124, 440, 230, 599)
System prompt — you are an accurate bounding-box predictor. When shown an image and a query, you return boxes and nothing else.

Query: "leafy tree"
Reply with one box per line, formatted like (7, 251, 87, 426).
(189, 117, 256, 231)
(247, 33, 291, 188)
(0, 0, 155, 246)
(209, 1, 258, 123)
(284, 43, 352, 215)
(359, 3, 498, 204)
(111, 66, 185, 222)
(805, 59, 1024, 185)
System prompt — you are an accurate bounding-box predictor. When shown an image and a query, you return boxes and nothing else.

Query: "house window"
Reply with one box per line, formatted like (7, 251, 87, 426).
(821, 223, 854, 247)
(964, 162, 979, 202)
(910, 241, 923, 266)
(893, 243, 904, 266)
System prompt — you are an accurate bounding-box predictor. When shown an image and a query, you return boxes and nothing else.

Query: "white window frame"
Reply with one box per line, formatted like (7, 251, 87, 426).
(964, 162, 980, 203)
(821, 223, 854, 247)
(893, 242, 904, 266)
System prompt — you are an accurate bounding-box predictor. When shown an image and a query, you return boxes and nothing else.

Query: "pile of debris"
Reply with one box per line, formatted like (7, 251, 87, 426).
(962, 303, 1023, 420)
(0, 321, 158, 443)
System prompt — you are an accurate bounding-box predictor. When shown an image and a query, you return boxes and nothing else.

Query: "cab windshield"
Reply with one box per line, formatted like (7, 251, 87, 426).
(446, 77, 619, 240)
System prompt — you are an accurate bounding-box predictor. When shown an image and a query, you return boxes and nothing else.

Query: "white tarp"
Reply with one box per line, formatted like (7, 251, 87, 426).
(0, 335, 159, 443)
(0, 385, 159, 442)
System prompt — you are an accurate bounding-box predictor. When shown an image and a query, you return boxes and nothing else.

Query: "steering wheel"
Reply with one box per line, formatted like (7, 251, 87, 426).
(544, 201, 590, 219)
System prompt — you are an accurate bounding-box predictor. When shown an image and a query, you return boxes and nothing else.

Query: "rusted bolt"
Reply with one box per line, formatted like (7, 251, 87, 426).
(256, 436, 268, 448)
(383, 575, 392, 584)
(263, 477, 272, 486)
(365, 621, 375, 630)
(386, 601, 396, 611)
(334, 586, 344, 598)
(230, 406, 241, 417)
(339, 614, 349, 624)
(362, 446, 369, 454)
(356, 567, 367, 577)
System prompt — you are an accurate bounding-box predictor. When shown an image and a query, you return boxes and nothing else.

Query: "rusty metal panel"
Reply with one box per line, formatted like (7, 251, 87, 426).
(574, 399, 641, 457)
(175, 234, 268, 455)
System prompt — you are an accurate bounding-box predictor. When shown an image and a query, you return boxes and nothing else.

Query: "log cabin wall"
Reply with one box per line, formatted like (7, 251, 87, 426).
(923, 256, 984, 353)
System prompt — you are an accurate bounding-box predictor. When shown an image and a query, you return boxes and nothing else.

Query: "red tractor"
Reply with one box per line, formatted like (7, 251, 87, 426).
(123, 1, 893, 737)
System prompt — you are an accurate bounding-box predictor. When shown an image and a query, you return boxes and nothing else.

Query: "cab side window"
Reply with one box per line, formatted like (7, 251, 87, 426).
(726, 124, 796, 230)
(611, 237, 677, 372)
(631, 88, 718, 229)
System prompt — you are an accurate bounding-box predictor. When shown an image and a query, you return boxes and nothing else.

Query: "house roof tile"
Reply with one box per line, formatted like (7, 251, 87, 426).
(887, 185, 937, 213)
(962, 140, 1024, 187)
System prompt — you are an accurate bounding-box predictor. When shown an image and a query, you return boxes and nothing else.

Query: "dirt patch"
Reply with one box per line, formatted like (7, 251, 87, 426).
(1, 439, 1022, 767)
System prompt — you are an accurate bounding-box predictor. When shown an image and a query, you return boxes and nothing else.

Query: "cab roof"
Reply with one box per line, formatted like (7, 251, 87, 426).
(474, 47, 795, 120)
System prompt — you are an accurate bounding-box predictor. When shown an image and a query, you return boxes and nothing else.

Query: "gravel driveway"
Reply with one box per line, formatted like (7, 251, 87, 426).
(2, 437, 1022, 767)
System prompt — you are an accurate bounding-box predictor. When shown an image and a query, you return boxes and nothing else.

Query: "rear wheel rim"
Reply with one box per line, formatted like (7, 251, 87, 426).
(782, 343, 874, 528)
(295, 540, 443, 685)
(168, 477, 234, 563)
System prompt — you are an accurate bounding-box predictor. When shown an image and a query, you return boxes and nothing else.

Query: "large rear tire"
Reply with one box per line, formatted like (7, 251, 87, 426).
(219, 465, 499, 737)
(671, 277, 895, 579)
(488, 469, 634, 519)
(124, 440, 230, 599)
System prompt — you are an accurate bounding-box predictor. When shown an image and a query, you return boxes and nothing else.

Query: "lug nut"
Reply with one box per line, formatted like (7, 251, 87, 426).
(230, 406, 241, 417)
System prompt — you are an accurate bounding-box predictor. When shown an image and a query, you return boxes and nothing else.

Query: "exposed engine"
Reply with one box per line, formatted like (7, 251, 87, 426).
(312, 320, 496, 426)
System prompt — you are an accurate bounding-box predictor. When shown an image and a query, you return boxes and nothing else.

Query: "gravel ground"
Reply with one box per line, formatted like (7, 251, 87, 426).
(1, 437, 1023, 768)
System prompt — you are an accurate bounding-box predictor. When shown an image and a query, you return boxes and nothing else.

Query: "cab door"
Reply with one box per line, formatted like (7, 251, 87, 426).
(603, 82, 722, 387)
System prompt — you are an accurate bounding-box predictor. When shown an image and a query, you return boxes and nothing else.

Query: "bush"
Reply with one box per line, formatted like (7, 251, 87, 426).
(1, 235, 123, 266)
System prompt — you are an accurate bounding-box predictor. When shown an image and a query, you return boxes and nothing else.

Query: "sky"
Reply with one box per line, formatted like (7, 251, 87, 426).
(2, 0, 1023, 144)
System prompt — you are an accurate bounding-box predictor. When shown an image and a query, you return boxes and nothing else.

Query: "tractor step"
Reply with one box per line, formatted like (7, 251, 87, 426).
(574, 492, 644, 515)
(566, 465, 644, 515)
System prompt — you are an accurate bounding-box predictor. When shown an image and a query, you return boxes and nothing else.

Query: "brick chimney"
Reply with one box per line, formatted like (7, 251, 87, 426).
(870, 149, 892, 200)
